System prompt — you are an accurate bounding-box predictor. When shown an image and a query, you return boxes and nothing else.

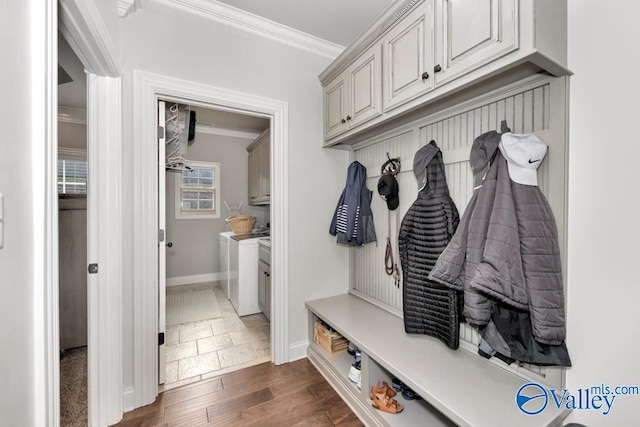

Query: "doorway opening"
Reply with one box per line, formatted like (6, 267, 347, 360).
(158, 101, 273, 391)
(57, 30, 89, 426)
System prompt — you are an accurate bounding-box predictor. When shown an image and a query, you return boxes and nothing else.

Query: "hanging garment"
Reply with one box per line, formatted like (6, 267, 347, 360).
(428, 129, 505, 327)
(470, 134, 566, 345)
(329, 161, 377, 246)
(430, 130, 570, 365)
(480, 303, 572, 366)
(399, 141, 460, 349)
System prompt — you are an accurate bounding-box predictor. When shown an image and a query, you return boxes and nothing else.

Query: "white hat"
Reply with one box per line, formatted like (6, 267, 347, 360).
(499, 133, 547, 186)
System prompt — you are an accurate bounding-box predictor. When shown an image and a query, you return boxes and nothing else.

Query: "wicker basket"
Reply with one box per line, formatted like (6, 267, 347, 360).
(314, 320, 349, 355)
(226, 215, 256, 234)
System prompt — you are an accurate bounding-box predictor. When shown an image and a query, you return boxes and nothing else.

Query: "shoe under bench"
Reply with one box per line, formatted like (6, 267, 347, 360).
(305, 293, 569, 427)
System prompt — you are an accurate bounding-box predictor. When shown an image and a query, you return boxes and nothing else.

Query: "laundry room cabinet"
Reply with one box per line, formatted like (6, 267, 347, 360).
(247, 129, 270, 205)
(258, 241, 271, 321)
(323, 44, 382, 140)
(319, 0, 569, 146)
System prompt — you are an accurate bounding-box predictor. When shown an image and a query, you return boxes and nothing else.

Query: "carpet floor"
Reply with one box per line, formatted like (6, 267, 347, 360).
(60, 346, 87, 427)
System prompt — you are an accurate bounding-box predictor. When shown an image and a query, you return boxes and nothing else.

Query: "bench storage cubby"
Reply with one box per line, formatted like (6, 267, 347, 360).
(306, 293, 569, 427)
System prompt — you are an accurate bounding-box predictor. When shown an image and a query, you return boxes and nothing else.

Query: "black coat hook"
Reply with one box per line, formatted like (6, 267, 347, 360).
(381, 153, 401, 176)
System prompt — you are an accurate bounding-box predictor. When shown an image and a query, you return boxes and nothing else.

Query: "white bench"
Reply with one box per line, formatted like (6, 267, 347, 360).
(306, 293, 569, 427)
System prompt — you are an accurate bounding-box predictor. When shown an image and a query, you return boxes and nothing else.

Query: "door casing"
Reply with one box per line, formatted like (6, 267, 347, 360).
(132, 70, 290, 407)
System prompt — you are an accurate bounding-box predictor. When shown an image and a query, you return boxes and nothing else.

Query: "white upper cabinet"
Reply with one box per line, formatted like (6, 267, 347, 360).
(382, 0, 434, 111)
(319, 0, 569, 146)
(323, 44, 382, 140)
(434, 0, 516, 85)
(324, 77, 348, 140)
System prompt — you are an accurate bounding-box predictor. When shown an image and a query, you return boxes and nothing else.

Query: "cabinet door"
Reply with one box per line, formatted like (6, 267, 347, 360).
(248, 149, 259, 203)
(258, 137, 270, 202)
(435, 0, 517, 85)
(382, 0, 435, 112)
(324, 76, 349, 140)
(347, 44, 382, 128)
(265, 266, 271, 321)
(258, 260, 269, 319)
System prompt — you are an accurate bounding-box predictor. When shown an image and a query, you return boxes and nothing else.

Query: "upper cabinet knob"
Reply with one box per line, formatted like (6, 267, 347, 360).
(341, 118, 346, 124)
(421, 71, 430, 80)
(346, 115, 352, 121)
(434, 64, 442, 73)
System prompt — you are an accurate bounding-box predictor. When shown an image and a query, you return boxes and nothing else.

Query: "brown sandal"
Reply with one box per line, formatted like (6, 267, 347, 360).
(370, 381, 397, 399)
(371, 389, 404, 414)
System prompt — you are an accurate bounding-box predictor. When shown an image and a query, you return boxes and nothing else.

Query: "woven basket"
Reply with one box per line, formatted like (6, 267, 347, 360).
(226, 215, 256, 234)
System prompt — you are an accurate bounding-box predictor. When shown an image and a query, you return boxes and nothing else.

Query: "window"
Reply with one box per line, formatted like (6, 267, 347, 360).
(175, 161, 221, 219)
(58, 159, 87, 195)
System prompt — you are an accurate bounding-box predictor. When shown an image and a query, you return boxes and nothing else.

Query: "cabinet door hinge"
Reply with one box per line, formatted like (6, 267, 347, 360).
(157, 126, 165, 139)
(158, 332, 165, 346)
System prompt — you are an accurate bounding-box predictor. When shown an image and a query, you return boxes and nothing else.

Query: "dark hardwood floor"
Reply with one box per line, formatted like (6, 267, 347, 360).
(113, 359, 363, 427)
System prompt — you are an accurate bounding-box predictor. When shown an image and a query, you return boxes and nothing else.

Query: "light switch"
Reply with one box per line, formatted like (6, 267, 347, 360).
(0, 194, 4, 249)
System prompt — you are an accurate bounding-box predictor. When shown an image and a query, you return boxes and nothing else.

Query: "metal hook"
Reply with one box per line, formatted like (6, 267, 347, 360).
(380, 154, 401, 176)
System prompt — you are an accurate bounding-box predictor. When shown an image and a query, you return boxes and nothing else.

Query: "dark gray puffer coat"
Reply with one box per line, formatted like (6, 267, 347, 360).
(399, 141, 461, 349)
(470, 152, 565, 345)
(428, 154, 499, 327)
(428, 129, 503, 327)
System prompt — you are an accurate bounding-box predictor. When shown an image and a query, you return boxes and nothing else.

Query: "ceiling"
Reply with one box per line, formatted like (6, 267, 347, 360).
(214, 0, 395, 47)
(58, 32, 87, 110)
(58, 0, 395, 133)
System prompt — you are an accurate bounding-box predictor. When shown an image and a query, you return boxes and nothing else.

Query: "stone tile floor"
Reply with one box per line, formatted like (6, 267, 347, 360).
(161, 282, 270, 392)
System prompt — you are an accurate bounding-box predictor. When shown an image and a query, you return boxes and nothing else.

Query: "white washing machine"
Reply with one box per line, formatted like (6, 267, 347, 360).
(227, 234, 263, 316)
(219, 231, 234, 298)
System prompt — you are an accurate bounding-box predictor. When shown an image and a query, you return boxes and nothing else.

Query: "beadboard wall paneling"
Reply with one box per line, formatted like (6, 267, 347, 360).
(351, 75, 566, 388)
(352, 130, 418, 315)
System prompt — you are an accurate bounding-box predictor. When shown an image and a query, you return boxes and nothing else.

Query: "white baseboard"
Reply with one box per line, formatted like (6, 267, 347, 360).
(166, 273, 224, 287)
(123, 386, 135, 413)
(288, 340, 309, 362)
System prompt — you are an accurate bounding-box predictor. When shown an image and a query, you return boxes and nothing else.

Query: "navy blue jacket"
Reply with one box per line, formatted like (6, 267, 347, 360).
(329, 161, 377, 246)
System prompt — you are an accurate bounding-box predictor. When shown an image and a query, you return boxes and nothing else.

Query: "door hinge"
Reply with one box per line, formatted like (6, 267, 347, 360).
(88, 263, 98, 274)
(158, 332, 165, 346)
(159, 229, 165, 243)
(157, 125, 165, 139)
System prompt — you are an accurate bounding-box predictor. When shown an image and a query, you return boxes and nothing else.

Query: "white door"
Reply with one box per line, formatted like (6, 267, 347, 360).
(157, 100, 167, 384)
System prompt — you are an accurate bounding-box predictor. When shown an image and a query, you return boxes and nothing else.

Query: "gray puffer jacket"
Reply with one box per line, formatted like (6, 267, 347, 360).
(470, 152, 565, 345)
(428, 131, 502, 327)
(431, 148, 565, 345)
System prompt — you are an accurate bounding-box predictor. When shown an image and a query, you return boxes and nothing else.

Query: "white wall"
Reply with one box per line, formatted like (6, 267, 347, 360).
(165, 132, 267, 279)
(58, 122, 87, 149)
(565, 1, 640, 425)
(119, 2, 350, 398)
(0, 1, 54, 425)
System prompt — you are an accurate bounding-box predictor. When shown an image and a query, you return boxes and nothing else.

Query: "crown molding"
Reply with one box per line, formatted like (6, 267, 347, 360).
(117, 0, 142, 18)
(195, 123, 260, 139)
(319, 0, 422, 84)
(151, 0, 344, 59)
(58, 106, 87, 124)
